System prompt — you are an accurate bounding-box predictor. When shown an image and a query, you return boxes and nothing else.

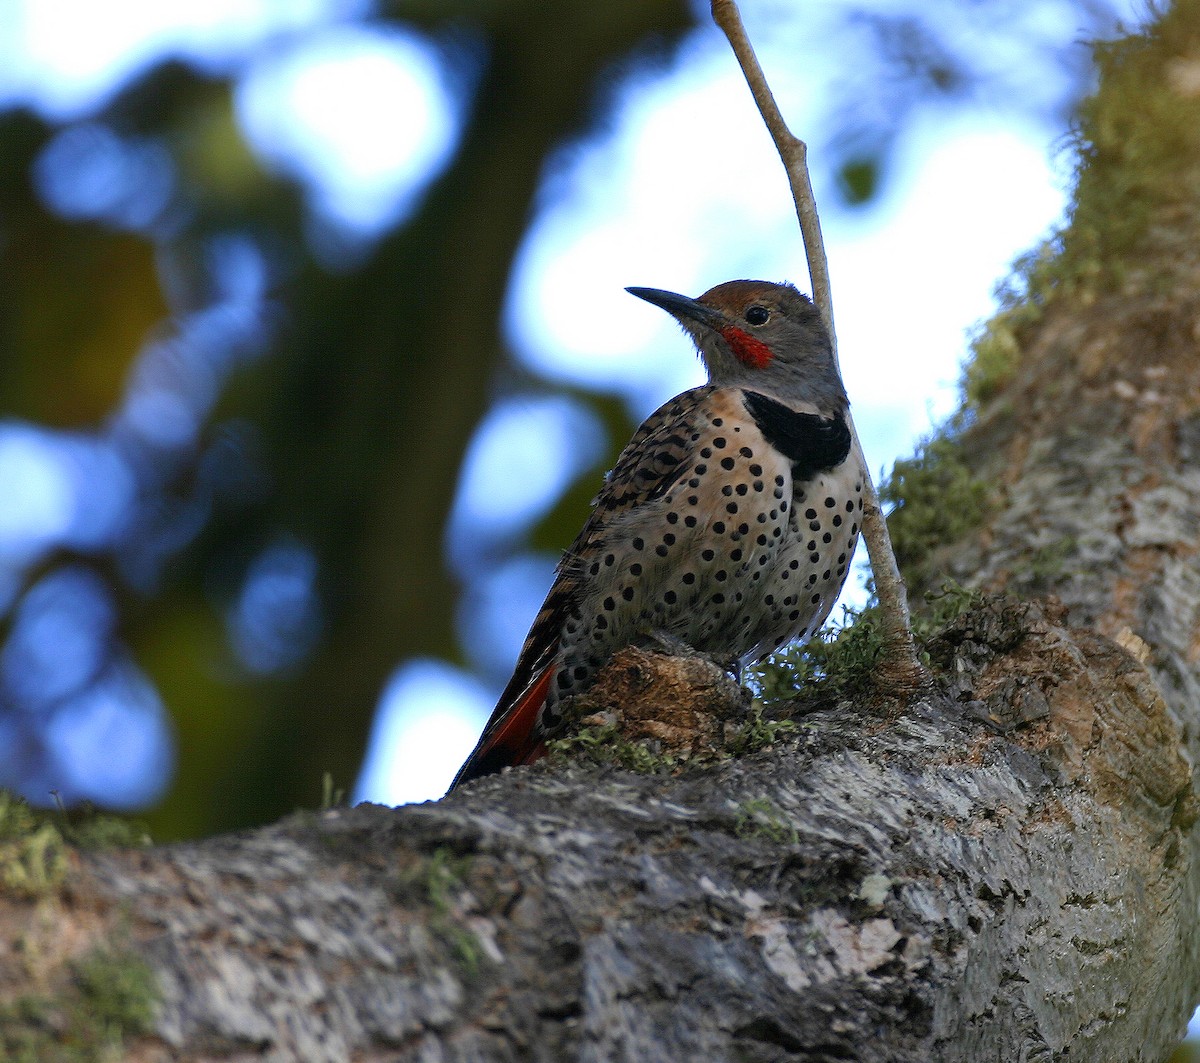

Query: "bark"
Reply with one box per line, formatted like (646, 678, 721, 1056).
(6, 8, 1200, 1063)
(13, 605, 1197, 1062)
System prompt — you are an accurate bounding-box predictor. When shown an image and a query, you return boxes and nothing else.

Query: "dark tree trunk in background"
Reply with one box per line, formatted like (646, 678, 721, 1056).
(4, 5, 1200, 1062)
(227, 0, 694, 826)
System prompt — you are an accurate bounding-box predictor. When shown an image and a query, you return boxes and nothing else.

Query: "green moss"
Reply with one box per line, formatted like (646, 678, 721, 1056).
(724, 703, 797, 756)
(734, 797, 799, 846)
(0, 824, 65, 900)
(423, 848, 472, 916)
(0, 793, 67, 899)
(934, 5, 1200, 315)
(962, 239, 1061, 407)
(964, 319, 1022, 408)
(0, 794, 158, 1057)
(547, 695, 795, 770)
(417, 854, 482, 979)
(748, 606, 886, 710)
(0, 792, 151, 900)
(749, 583, 981, 711)
(58, 811, 152, 852)
(911, 581, 982, 637)
(749, 643, 819, 709)
(319, 772, 346, 811)
(71, 948, 158, 1044)
(1062, 1, 1200, 292)
(0, 946, 157, 1063)
(880, 430, 990, 583)
(546, 722, 682, 774)
(896, 4, 1200, 588)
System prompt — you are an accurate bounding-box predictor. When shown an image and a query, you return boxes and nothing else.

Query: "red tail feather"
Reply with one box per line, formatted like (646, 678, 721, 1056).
(447, 663, 554, 791)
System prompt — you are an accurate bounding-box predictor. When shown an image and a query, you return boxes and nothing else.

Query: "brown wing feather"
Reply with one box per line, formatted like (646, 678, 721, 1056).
(446, 386, 717, 792)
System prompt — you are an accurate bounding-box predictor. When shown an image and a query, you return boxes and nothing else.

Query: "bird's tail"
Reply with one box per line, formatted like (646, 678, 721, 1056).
(446, 663, 553, 792)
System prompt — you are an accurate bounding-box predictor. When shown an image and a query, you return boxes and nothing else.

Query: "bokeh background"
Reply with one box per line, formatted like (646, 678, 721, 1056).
(0, 0, 1148, 840)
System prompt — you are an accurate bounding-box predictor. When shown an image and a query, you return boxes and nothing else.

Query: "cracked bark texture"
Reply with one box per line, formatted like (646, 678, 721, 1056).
(28, 605, 1198, 1062)
(6, 7, 1200, 1063)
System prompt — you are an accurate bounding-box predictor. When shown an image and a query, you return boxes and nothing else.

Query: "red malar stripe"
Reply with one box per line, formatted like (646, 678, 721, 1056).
(722, 326, 773, 369)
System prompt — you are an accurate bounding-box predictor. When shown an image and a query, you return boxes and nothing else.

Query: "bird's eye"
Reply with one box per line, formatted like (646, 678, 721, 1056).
(745, 305, 770, 326)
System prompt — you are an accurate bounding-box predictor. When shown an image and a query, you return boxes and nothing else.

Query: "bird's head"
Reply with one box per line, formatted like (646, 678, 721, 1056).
(627, 280, 847, 413)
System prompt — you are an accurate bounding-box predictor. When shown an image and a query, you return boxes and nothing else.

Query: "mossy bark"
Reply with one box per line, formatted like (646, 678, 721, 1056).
(7, 599, 1192, 1062)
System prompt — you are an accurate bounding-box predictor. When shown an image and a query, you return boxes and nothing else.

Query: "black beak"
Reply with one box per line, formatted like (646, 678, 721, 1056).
(626, 286, 727, 331)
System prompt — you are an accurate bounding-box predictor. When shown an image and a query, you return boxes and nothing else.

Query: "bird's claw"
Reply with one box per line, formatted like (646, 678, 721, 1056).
(645, 629, 695, 657)
(645, 629, 743, 683)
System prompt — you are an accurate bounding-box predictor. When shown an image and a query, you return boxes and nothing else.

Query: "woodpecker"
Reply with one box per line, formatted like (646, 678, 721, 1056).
(449, 280, 862, 791)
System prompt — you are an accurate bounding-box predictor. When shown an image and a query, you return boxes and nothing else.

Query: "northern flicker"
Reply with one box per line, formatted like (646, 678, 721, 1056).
(448, 279, 863, 791)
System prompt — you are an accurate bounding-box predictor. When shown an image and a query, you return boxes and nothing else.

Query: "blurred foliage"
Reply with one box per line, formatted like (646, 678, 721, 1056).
(0, 0, 1132, 839)
(0, 3, 693, 839)
(879, 424, 992, 586)
(962, 238, 1060, 407)
(0, 790, 150, 900)
(0, 942, 158, 1063)
(1064, 0, 1200, 293)
(835, 157, 880, 206)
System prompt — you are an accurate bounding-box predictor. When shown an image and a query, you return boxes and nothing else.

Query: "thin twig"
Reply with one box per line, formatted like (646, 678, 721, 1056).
(709, 0, 834, 351)
(712, 0, 927, 690)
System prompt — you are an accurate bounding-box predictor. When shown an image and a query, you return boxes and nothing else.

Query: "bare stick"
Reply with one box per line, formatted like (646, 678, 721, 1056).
(712, 0, 926, 689)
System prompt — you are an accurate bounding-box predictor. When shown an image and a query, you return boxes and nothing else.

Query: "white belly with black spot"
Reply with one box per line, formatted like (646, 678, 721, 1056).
(550, 393, 863, 717)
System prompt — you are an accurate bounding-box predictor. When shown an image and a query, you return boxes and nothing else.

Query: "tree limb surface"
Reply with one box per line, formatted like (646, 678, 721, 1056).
(8, 595, 1191, 1062)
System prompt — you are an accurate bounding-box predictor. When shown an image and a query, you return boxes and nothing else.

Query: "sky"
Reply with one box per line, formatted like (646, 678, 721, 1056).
(0, 0, 1134, 808)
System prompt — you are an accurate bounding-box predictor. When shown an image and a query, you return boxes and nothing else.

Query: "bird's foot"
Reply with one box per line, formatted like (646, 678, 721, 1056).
(645, 630, 743, 684)
(645, 629, 697, 658)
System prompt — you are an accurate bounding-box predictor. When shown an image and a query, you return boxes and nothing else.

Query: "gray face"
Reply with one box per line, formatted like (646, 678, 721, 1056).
(626, 280, 847, 415)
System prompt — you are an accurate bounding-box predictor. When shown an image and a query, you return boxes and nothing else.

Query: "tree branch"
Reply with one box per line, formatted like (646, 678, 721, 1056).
(711, 0, 925, 691)
(24, 598, 1193, 1061)
(710, 0, 832, 335)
